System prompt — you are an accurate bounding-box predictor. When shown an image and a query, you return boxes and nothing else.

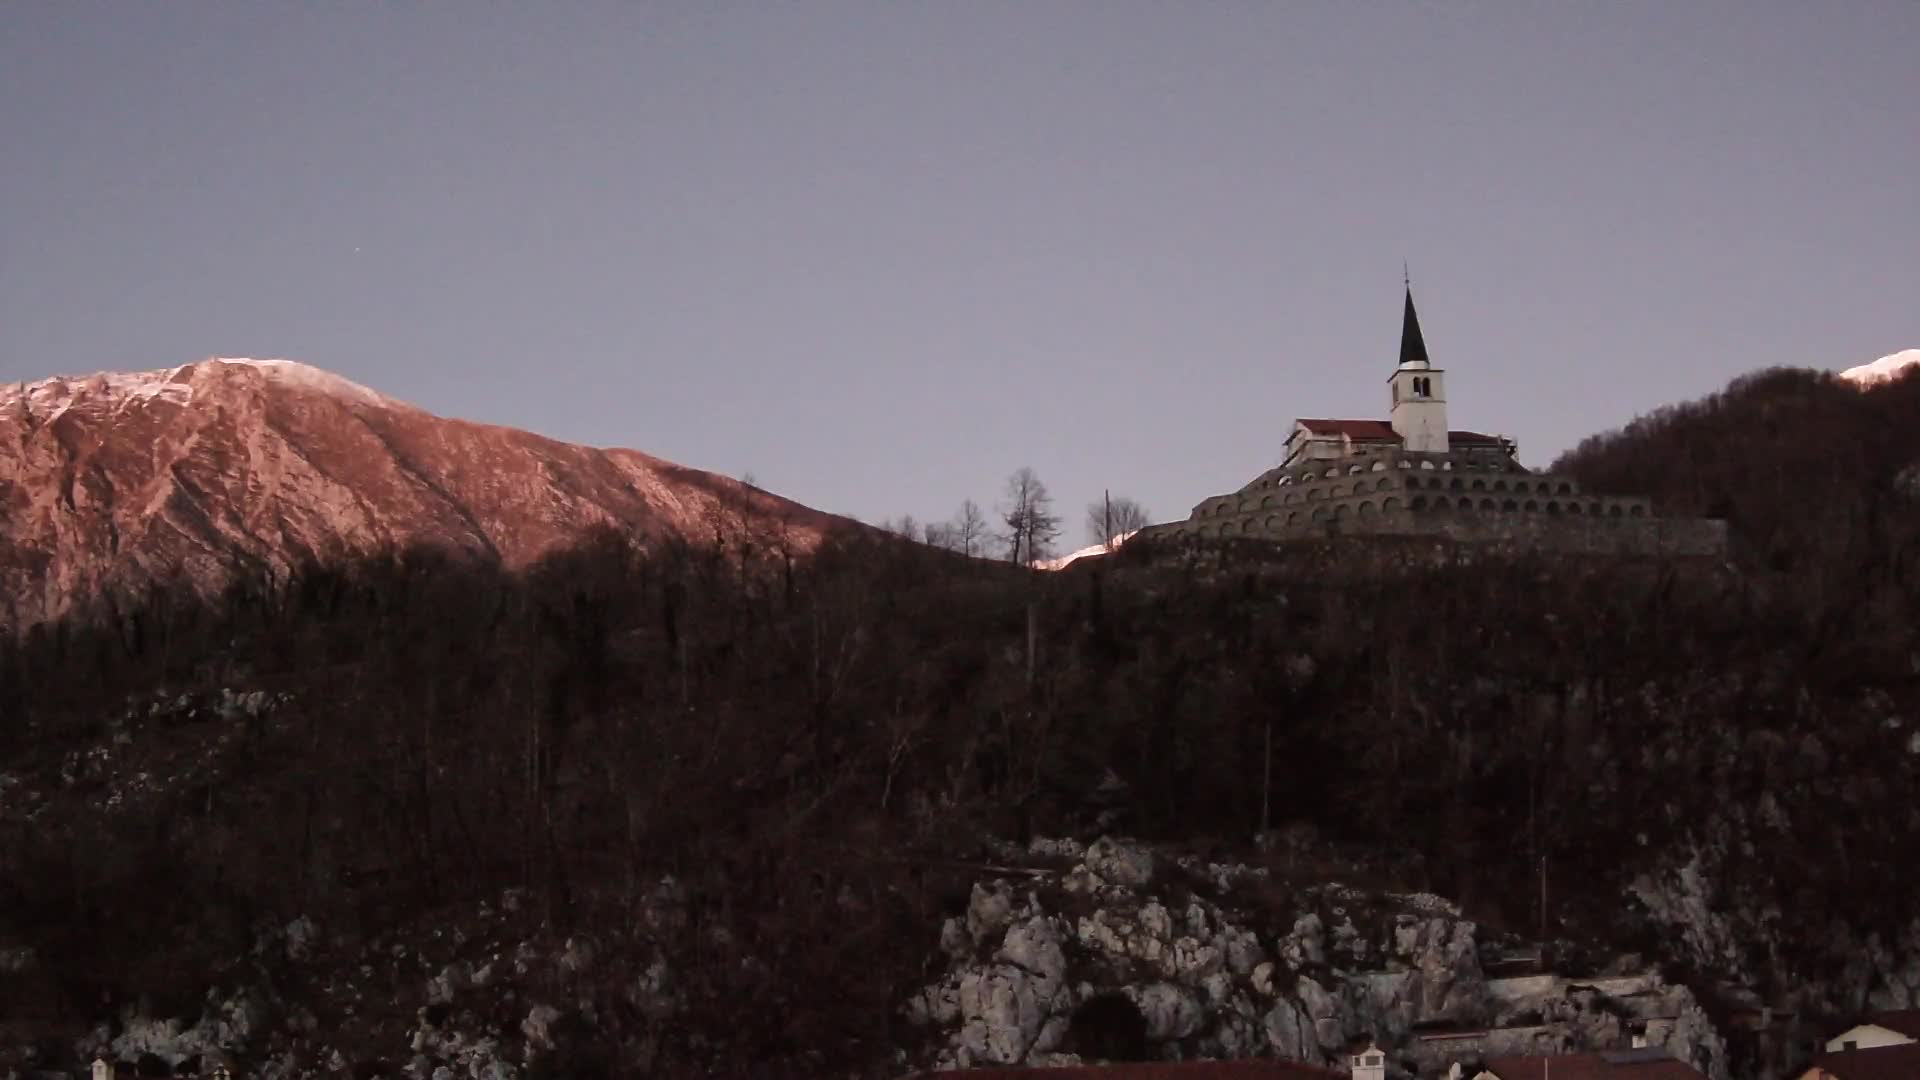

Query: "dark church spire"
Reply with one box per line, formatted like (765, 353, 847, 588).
(1399, 280, 1431, 369)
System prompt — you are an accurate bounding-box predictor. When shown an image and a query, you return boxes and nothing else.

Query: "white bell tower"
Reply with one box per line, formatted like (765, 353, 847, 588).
(1388, 282, 1450, 455)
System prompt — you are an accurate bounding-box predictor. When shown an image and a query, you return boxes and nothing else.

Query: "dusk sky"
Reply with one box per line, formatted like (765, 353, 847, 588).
(4, 3, 1916, 534)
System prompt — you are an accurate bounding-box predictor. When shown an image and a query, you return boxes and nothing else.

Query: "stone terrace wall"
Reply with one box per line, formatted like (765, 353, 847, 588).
(1150, 449, 1725, 558)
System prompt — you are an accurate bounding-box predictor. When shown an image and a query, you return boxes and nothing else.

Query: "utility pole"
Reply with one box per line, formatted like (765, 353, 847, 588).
(1539, 854, 1549, 947)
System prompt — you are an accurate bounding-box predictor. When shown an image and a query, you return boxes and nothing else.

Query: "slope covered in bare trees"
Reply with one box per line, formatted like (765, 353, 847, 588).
(2, 367, 1918, 1074)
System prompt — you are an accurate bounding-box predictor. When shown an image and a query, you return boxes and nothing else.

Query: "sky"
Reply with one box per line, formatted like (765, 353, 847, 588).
(4, 3, 1917, 536)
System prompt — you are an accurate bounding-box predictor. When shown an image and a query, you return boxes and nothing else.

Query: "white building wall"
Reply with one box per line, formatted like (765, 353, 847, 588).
(1389, 366, 1450, 454)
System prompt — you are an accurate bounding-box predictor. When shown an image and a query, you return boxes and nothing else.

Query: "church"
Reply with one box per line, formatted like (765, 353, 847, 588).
(1138, 286, 1726, 556)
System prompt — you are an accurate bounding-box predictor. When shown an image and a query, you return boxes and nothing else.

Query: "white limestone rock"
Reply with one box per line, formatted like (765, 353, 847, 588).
(955, 963, 1057, 1065)
(1127, 982, 1203, 1041)
(1085, 836, 1156, 889)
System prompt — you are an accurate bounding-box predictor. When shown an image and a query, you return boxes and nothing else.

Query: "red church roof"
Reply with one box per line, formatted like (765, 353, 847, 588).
(1296, 418, 1400, 441)
(1447, 430, 1507, 445)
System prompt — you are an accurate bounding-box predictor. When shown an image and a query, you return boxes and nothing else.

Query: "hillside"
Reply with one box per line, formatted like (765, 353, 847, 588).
(0, 358, 850, 628)
(2, 365, 1919, 1077)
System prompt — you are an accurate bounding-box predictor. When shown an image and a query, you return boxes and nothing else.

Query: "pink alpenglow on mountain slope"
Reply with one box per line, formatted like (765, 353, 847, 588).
(0, 358, 850, 627)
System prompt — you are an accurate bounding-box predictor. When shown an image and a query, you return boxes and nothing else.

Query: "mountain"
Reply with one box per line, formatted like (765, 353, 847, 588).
(1838, 348, 1920, 385)
(0, 358, 850, 626)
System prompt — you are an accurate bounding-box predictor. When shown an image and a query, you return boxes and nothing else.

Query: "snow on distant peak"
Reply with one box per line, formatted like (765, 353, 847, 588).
(203, 358, 391, 405)
(1036, 530, 1139, 571)
(1839, 349, 1920, 386)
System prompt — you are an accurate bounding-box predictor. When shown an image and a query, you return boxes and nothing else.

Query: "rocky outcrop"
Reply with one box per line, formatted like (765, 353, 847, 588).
(906, 837, 1731, 1078)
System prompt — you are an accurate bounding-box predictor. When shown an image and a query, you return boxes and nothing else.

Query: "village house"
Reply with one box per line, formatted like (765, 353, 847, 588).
(1821, 1010, 1920, 1053)
(1796, 1042, 1920, 1080)
(1793, 1010, 1920, 1080)
(1443, 1048, 1707, 1080)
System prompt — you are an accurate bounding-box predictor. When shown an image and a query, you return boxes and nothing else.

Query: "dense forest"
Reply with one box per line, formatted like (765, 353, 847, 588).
(2, 367, 1918, 1074)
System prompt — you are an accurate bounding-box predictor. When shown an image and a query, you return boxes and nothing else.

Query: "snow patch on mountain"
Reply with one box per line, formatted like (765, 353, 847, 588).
(1036, 530, 1138, 571)
(1, 357, 396, 417)
(1839, 349, 1920, 386)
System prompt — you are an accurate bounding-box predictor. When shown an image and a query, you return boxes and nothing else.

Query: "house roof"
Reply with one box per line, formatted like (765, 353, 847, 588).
(917, 1062, 1344, 1079)
(1809, 1041, 1920, 1080)
(1864, 1010, 1920, 1040)
(1481, 1050, 1706, 1080)
(1447, 430, 1507, 445)
(1296, 418, 1401, 441)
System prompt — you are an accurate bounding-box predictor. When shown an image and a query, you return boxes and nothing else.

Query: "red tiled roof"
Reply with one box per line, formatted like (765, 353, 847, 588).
(1810, 1041, 1920, 1080)
(919, 1062, 1343, 1079)
(1866, 1010, 1920, 1040)
(1447, 430, 1507, 445)
(1482, 1051, 1705, 1080)
(1297, 419, 1400, 441)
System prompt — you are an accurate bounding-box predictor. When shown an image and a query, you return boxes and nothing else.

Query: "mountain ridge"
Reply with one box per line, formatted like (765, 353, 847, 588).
(0, 357, 851, 627)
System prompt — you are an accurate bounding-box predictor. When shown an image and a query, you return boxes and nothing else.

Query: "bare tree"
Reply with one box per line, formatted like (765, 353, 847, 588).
(950, 499, 989, 558)
(1085, 492, 1150, 550)
(1000, 467, 1061, 567)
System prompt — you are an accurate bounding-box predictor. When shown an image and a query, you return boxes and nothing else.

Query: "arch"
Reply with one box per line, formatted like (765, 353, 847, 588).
(1409, 496, 1427, 511)
(1383, 497, 1402, 512)
(1565, 502, 1581, 515)
(1502, 499, 1519, 512)
(1458, 497, 1473, 510)
(1287, 511, 1301, 525)
(1398, 459, 1413, 469)
(1277, 475, 1293, 486)
(1471, 479, 1486, 491)
(1261, 495, 1276, 509)
(1266, 515, 1284, 531)
(1283, 492, 1297, 506)
(1334, 504, 1351, 519)
(1589, 502, 1603, 516)
(1449, 478, 1463, 491)
(1436, 460, 1449, 470)
(1493, 480, 1508, 493)
(1524, 500, 1539, 512)
(1311, 507, 1328, 522)
(1357, 501, 1376, 517)
(1630, 504, 1647, 517)
(1308, 488, 1325, 502)
(1370, 460, 1388, 472)
(1480, 499, 1497, 511)
(1609, 504, 1624, 517)
(1557, 482, 1572, 495)
(1329, 485, 1344, 498)
(1538, 482, 1552, 495)
(1347, 463, 1365, 475)
(1546, 501, 1560, 515)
